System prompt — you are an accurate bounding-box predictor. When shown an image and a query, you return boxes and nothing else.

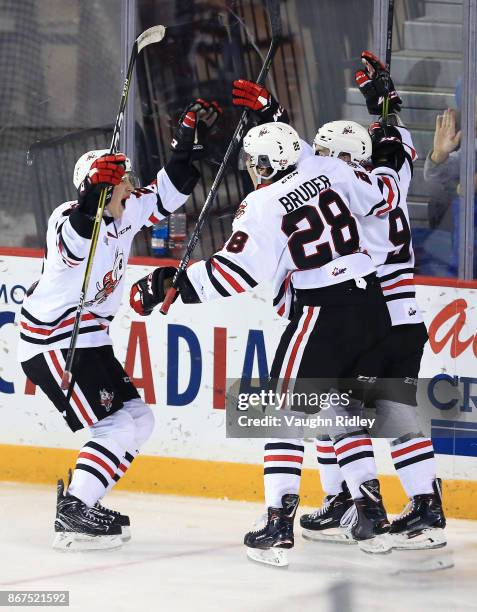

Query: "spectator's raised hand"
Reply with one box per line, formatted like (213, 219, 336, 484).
(431, 108, 461, 164)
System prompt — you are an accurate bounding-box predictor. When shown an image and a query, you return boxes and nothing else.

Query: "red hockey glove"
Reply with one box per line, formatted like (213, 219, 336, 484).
(77, 153, 126, 215)
(170, 98, 222, 162)
(232, 79, 289, 124)
(369, 120, 405, 172)
(89, 154, 126, 186)
(355, 51, 402, 116)
(130, 267, 178, 316)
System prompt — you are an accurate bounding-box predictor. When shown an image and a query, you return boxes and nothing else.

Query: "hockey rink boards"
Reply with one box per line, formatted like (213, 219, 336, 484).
(1, 251, 477, 611)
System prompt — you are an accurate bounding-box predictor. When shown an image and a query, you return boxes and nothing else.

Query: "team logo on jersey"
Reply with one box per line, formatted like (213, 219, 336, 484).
(408, 307, 417, 316)
(234, 202, 248, 219)
(85, 248, 125, 306)
(273, 106, 284, 121)
(99, 389, 114, 412)
(332, 266, 347, 276)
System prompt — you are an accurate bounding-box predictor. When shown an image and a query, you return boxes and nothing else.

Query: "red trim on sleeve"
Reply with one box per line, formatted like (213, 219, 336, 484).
(211, 258, 245, 293)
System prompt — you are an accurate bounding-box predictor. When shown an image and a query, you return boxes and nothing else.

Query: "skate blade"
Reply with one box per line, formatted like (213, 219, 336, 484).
(358, 533, 393, 555)
(246, 546, 289, 567)
(391, 528, 447, 551)
(53, 531, 123, 552)
(302, 528, 357, 545)
(121, 526, 131, 543)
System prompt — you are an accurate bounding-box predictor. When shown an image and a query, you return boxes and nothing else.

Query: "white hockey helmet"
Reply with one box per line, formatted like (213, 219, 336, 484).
(243, 122, 301, 179)
(313, 120, 371, 163)
(73, 149, 131, 189)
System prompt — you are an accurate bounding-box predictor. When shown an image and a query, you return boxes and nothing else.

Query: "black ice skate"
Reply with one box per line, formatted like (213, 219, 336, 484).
(244, 494, 299, 567)
(389, 479, 447, 550)
(351, 479, 392, 554)
(53, 479, 123, 551)
(300, 481, 356, 544)
(91, 502, 131, 542)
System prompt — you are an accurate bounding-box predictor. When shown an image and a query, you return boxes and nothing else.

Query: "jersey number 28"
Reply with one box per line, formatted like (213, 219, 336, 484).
(281, 190, 360, 270)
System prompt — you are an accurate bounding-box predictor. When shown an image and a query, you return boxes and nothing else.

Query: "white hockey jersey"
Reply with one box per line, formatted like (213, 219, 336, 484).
(351, 126, 422, 326)
(18, 167, 189, 362)
(185, 154, 400, 307)
(276, 128, 421, 325)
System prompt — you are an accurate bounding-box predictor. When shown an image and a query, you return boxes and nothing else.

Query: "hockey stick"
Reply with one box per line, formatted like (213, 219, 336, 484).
(381, 0, 395, 120)
(160, 0, 282, 315)
(61, 25, 166, 390)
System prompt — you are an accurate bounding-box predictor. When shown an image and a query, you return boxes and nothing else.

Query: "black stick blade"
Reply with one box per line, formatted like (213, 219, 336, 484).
(266, 0, 282, 39)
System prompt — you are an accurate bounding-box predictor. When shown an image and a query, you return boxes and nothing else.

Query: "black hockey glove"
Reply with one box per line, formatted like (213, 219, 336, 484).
(232, 79, 289, 124)
(167, 99, 222, 194)
(170, 98, 222, 163)
(130, 266, 200, 315)
(369, 121, 405, 172)
(130, 267, 177, 316)
(355, 51, 402, 116)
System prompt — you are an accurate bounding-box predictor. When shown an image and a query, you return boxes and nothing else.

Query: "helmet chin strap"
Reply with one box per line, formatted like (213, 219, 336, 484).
(253, 165, 277, 182)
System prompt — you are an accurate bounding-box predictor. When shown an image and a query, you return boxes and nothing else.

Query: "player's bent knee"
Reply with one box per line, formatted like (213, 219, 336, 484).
(122, 397, 155, 447)
(90, 408, 136, 451)
(376, 399, 423, 439)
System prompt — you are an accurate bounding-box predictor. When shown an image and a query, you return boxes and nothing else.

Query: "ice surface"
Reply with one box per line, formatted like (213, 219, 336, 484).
(0, 483, 475, 612)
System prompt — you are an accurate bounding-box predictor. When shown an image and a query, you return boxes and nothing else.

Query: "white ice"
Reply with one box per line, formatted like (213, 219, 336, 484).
(0, 482, 476, 612)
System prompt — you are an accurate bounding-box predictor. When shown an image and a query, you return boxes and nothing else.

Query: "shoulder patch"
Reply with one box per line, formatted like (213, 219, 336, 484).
(61, 202, 79, 216)
(132, 185, 155, 198)
(234, 202, 248, 219)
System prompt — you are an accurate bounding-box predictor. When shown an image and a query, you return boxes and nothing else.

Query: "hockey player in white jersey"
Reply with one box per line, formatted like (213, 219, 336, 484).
(130, 116, 409, 563)
(223, 73, 445, 559)
(227, 79, 406, 560)
(18, 98, 221, 550)
(300, 52, 446, 550)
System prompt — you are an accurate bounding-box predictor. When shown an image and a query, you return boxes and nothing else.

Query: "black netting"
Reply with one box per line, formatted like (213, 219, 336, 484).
(0, 0, 121, 247)
(136, 0, 373, 259)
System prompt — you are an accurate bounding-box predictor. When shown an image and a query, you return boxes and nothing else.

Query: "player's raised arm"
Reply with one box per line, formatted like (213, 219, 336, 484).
(232, 79, 289, 124)
(129, 122, 300, 315)
(129, 195, 277, 314)
(232, 80, 313, 162)
(355, 50, 402, 118)
(53, 153, 126, 269)
(130, 98, 222, 231)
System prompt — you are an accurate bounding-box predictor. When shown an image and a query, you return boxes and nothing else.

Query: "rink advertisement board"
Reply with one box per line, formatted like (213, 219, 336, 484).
(1, 250, 477, 516)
